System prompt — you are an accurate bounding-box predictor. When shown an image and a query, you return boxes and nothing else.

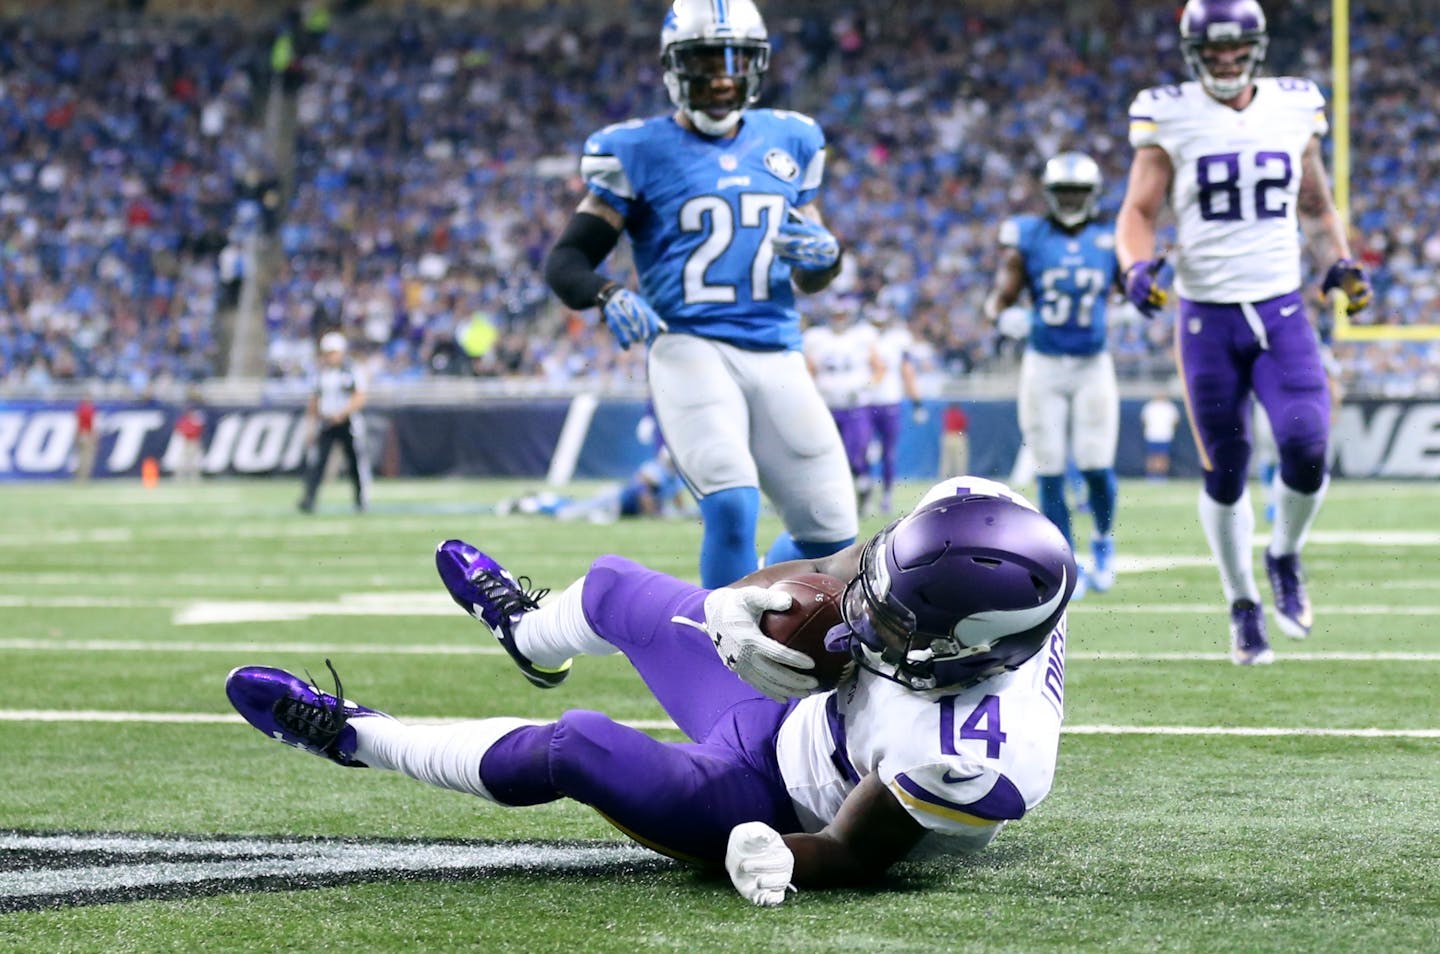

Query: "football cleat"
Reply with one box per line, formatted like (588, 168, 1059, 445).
(1229, 599, 1274, 666)
(435, 539, 570, 689)
(1088, 536, 1115, 593)
(225, 660, 388, 766)
(1265, 551, 1313, 639)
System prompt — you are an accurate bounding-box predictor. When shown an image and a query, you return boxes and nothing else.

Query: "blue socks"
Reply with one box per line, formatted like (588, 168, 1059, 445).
(765, 532, 855, 568)
(1081, 468, 1117, 537)
(697, 487, 761, 588)
(1036, 474, 1072, 546)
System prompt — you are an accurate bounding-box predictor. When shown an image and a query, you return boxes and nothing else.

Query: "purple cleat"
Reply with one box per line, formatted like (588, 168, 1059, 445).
(1264, 551, 1312, 640)
(1229, 599, 1274, 666)
(225, 660, 388, 766)
(435, 539, 570, 689)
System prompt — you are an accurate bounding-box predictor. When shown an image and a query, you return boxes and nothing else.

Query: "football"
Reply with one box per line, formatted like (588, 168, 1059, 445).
(759, 573, 852, 688)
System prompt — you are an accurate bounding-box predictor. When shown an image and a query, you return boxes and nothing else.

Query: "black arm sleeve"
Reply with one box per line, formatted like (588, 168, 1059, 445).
(544, 212, 624, 310)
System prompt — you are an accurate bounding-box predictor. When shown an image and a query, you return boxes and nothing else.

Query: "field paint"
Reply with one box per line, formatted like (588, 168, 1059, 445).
(0, 831, 660, 912)
(1, 709, 1436, 738)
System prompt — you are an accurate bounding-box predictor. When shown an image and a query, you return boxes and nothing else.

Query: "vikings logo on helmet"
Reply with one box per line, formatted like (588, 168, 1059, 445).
(1040, 152, 1103, 230)
(661, 0, 771, 137)
(831, 480, 1076, 691)
(1180, 0, 1269, 101)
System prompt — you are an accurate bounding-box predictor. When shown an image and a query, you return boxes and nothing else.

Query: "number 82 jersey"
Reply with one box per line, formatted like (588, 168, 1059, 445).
(580, 110, 827, 351)
(1128, 78, 1327, 303)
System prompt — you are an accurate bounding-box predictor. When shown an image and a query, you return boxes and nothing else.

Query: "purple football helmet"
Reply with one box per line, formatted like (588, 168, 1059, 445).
(1180, 0, 1268, 100)
(831, 488, 1076, 691)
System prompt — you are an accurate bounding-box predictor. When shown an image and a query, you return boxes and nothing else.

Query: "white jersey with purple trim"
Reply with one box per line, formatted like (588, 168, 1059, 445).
(867, 324, 915, 405)
(803, 322, 877, 410)
(774, 619, 1066, 849)
(1128, 78, 1327, 303)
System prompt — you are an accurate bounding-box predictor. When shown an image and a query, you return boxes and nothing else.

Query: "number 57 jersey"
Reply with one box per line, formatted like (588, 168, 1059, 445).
(774, 618, 1067, 852)
(1128, 77, 1327, 303)
(580, 110, 827, 351)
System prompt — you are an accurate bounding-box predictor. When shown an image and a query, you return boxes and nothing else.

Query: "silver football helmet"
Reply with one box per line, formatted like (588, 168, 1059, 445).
(1040, 152, 1103, 229)
(661, 0, 770, 137)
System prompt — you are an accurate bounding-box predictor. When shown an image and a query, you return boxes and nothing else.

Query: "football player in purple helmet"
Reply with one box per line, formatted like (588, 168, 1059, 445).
(1116, 0, 1371, 664)
(227, 477, 1075, 907)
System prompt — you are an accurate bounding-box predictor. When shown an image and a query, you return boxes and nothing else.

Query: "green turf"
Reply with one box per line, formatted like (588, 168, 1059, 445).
(1, 477, 1437, 952)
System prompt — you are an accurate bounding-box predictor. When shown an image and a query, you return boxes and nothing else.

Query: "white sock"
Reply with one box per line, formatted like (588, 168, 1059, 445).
(513, 578, 617, 668)
(350, 716, 539, 802)
(1198, 488, 1261, 605)
(1269, 476, 1327, 557)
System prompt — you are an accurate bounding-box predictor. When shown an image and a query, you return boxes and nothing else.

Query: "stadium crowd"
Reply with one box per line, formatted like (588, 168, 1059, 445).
(1, 1, 1436, 398)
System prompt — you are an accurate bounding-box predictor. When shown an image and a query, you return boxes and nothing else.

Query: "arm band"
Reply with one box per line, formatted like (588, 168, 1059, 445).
(544, 212, 624, 309)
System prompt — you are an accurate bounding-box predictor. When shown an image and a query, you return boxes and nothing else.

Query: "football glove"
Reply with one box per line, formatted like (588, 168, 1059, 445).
(599, 286, 667, 350)
(772, 211, 841, 271)
(725, 822, 796, 907)
(701, 586, 818, 701)
(1321, 258, 1372, 315)
(1123, 258, 1169, 317)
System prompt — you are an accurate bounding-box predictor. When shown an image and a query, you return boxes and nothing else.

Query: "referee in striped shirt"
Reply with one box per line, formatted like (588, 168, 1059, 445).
(298, 332, 371, 514)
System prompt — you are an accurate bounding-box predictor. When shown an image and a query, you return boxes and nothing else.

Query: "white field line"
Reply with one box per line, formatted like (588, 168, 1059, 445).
(0, 709, 1434, 739)
(2, 638, 1439, 663)
(2, 592, 1440, 619)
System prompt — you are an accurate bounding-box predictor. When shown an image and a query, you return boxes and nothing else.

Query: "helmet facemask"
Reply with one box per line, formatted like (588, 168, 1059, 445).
(1184, 36, 1267, 100)
(1179, 0, 1269, 101)
(663, 39, 769, 136)
(1040, 152, 1102, 230)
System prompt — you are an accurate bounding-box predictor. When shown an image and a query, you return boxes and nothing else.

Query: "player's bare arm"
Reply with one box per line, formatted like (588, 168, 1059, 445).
(728, 540, 866, 590)
(788, 201, 843, 294)
(1295, 134, 1352, 267)
(1115, 145, 1174, 272)
(982, 246, 1026, 322)
(782, 772, 928, 886)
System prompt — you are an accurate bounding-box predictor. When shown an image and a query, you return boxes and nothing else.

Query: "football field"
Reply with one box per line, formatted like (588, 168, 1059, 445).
(1, 477, 1437, 953)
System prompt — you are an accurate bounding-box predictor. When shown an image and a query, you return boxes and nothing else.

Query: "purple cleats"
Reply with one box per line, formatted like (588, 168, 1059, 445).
(1265, 551, 1312, 640)
(435, 539, 570, 689)
(225, 660, 387, 766)
(1229, 599, 1274, 666)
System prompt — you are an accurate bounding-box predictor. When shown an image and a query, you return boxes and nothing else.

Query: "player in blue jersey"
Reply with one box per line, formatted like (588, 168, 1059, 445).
(984, 152, 1122, 595)
(543, 0, 856, 588)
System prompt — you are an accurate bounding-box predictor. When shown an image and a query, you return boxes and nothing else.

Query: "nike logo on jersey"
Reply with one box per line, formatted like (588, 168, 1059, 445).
(1279, 304, 1301, 317)
(941, 770, 982, 784)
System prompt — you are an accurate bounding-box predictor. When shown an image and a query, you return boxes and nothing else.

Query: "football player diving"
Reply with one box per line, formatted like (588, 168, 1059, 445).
(227, 477, 1076, 907)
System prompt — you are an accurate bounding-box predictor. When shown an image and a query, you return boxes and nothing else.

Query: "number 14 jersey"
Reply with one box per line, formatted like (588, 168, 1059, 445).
(1128, 77, 1327, 303)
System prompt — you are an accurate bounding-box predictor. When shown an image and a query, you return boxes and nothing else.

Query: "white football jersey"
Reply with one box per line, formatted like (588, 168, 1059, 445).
(867, 324, 915, 405)
(774, 617, 1066, 852)
(1128, 78, 1327, 303)
(803, 322, 877, 410)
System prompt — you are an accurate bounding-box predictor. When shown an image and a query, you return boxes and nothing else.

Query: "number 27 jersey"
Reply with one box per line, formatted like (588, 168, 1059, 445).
(1128, 78, 1327, 303)
(580, 110, 827, 351)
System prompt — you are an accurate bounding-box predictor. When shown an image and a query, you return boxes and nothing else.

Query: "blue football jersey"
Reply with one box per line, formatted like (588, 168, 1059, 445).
(999, 216, 1119, 357)
(580, 110, 827, 351)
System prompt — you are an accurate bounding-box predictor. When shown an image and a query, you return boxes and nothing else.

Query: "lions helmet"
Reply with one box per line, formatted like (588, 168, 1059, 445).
(661, 0, 770, 137)
(1040, 152, 1102, 230)
(1180, 0, 1268, 101)
(828, 478, 1076, 691)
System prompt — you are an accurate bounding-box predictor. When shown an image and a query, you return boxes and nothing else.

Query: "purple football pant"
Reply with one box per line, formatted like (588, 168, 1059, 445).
(831, 406, 873, 479)
(478, 555, 802, 863)
(1176, 291, 1330, 503)
(870, 403, 902, 492)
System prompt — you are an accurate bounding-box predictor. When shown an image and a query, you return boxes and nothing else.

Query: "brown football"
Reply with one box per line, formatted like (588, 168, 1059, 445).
(759, 573, 852, 688)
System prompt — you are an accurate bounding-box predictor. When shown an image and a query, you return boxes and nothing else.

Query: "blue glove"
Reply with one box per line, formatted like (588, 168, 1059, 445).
(599, 286, 667, 349)
(772, 211, 840, 271)
(1123, 258, 1169, 318)
(1321, 258, 1372, 315)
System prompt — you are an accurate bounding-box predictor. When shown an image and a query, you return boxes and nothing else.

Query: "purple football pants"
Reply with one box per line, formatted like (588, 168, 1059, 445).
(831, 406, 873, 479)
(1176, 291, 1330, 503)
(870, 403, 903, 493)
(478, 556, 802, 863)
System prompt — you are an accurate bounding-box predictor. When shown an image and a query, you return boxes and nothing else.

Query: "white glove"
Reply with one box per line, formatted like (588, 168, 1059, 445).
(996, 305, 1031, 340)
(725, 822, 795, 907)
(703, 586, 819, 701)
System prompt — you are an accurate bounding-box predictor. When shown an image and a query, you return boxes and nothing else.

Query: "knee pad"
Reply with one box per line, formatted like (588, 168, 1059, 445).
(1271, 401, 1329, 494)
(1203, 437, 1249, 505)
